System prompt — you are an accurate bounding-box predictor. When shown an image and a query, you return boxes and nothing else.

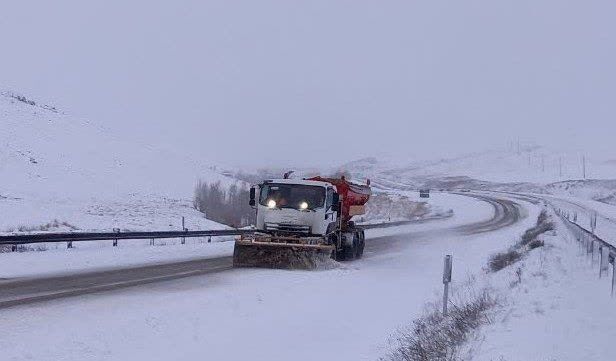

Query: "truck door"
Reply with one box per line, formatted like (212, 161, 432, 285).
(325, 187, 337, 224)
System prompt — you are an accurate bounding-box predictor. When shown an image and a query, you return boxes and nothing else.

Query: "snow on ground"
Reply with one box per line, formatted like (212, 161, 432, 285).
(0, 90, 236, 234)
(472, 210, 616, 361)
(0, 193, 540, 361)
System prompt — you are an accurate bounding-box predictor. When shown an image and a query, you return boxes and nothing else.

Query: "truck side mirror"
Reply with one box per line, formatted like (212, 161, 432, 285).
(249, 187, 256, 207)
(331, 193, 340, 212)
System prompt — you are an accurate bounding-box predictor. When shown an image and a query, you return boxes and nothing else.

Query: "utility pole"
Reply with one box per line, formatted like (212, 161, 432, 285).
(541, 155, 545, 172)
(559, 157, 563, 178)
(583, 156, 587, 179)
(517, 139, 521, 155)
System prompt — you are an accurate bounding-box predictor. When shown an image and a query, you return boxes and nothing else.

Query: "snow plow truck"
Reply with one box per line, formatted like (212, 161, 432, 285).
(233, 175, 371, 269)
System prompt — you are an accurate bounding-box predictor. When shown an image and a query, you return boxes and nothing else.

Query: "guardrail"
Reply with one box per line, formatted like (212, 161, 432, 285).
(556, 208, 616, 297)
(0, 229, 255, 251)
(0, 218, 436, 252)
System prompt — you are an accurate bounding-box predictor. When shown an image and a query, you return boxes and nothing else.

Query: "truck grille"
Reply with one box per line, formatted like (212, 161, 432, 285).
(265, 223, 311, 234)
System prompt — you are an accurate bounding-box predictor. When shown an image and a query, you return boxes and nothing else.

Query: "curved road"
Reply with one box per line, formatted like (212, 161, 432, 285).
(0, 193, 523, 309)
(366, 193, 522, 254)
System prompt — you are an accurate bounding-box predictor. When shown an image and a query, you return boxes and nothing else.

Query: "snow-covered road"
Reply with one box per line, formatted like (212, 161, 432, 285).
(0, 193, 518, 308)
(0, 193, 539, 361)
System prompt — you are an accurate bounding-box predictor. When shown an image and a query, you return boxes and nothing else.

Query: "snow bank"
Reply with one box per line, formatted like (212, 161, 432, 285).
(471, 210, 616, 361)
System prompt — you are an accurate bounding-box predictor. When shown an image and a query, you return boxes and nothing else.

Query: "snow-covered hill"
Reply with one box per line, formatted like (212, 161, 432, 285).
(0, 90, 235, 233)
(341, 144, 616, 186)
(338, 146, 616, 208)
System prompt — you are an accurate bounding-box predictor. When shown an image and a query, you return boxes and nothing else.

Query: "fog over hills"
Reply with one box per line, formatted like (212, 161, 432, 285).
(1, 1, 615, 167)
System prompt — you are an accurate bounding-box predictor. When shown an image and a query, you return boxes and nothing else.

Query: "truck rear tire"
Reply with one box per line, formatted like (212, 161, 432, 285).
(344, 233, 361, 260)
(356, 231, 364, 258)
(343, 242, 355, 260)
(355, 232, 365, 259)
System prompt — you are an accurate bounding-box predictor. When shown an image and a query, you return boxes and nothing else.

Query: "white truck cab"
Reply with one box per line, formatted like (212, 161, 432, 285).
(249, 179, 339, 237)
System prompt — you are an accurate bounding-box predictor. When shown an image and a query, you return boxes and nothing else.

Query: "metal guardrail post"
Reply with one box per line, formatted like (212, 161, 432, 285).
(558, 210, 616, 298)
(612, 256, 616, 297)
(609, 252, 616, 297)
(591, 240, 596, 266)
(600, 246, 609, 278)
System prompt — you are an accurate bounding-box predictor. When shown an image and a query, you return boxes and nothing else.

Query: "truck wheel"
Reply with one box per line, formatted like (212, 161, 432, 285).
(356, 232, 364, 258)
(335, 248, 346, 261)
(344, 233, 360, 260)
(343, 243, 355, 260)
(329, 234, 343, 261)
(342, 234, 357, 261)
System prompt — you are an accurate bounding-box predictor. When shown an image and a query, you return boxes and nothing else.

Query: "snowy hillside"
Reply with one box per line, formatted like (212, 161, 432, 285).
(341, 144, 616, 186)
(0, 91, 235, 233)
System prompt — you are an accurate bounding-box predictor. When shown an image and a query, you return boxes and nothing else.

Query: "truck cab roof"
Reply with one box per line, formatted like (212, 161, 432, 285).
(263, 179, 332, 188)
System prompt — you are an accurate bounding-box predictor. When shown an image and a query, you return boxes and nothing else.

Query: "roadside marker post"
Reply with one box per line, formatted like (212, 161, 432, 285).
(442, 255, 453, 316)
(113, 228, 120, 247)
(181, 216, 186, 245)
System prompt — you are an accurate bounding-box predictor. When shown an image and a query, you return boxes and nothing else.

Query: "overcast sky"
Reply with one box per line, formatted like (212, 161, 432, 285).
(1, 1, 615, 167)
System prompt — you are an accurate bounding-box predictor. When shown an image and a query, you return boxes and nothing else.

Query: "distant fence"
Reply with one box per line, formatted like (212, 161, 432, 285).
(556, 208, 616, 297)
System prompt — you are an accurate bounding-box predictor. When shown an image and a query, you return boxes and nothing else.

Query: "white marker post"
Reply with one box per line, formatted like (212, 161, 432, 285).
(442, 255, 453, 316)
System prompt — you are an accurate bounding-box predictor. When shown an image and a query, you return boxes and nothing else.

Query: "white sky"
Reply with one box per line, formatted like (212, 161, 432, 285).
(1, 1, 615, 167)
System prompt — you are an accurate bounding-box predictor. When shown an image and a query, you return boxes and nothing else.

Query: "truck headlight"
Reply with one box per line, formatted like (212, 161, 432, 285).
(299, 201, 308, 210)
(267, 199, 276, 209)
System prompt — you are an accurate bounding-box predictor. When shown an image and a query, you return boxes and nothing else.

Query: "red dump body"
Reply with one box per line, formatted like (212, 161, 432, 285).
(308, 176, 371, 225)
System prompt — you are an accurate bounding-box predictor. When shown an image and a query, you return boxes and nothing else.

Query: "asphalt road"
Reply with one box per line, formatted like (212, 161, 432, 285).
(0, 193, 523, 309)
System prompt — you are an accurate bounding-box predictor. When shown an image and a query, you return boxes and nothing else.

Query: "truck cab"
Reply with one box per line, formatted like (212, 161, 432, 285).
(250, 179, 339, 237)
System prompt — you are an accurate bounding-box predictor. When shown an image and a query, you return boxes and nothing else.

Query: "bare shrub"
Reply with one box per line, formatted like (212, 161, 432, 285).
(519, 210, 553, 247)
(488, 209, 552, 273)
(386, 283, 499, 361)
(0, 244, 48, 253)
(488, 249, 523, 272)
(15, 244, 48, 252)
(528, 239, 544, 250)
(193, 181, 255, 227)
(9, 219, 79, 233)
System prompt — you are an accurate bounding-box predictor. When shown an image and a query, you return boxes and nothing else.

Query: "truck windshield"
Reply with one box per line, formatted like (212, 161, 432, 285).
(259, 184, 326, 210)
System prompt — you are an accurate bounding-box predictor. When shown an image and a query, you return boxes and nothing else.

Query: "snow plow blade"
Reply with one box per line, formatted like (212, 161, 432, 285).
(233, 234, 335, 270)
